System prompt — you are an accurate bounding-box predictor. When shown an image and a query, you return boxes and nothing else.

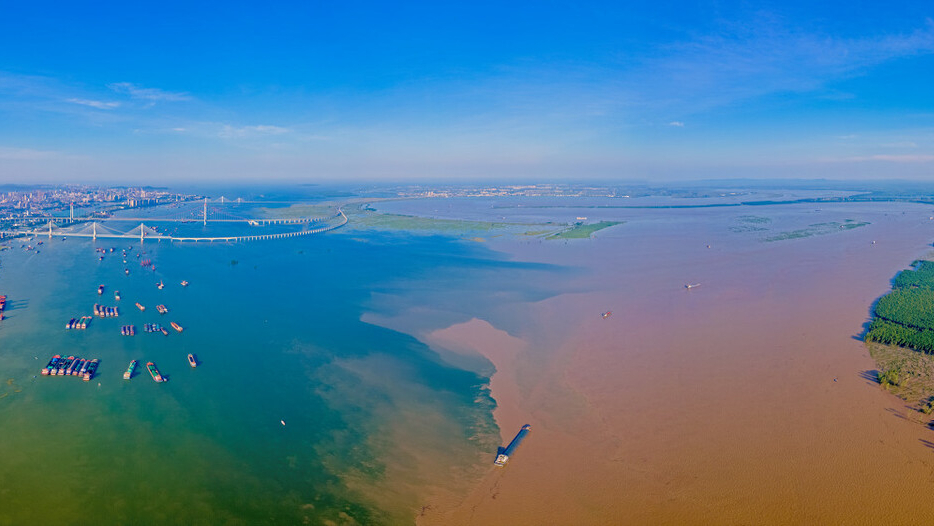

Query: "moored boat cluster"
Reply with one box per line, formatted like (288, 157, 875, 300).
(40, 354, 99, 381)
(65, 316, 91, 329)
(93, 304, 119, 317)
(48, 248, 195, 384)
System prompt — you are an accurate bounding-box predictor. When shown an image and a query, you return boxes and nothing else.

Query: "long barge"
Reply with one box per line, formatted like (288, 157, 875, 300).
(494, 424, 532, 467)
(124, 360, 137, 380)
(147, 361, 163, 382)
(83, 359, 99, 381)
(41, 355, 61, 375)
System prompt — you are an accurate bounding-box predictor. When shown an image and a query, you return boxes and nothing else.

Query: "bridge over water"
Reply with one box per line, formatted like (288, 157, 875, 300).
(9, 208, 347, 243)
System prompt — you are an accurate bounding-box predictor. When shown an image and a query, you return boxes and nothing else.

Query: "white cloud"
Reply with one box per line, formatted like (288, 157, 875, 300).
(218, 124, 290, 139)
(108, 82, 191, 102)
(827, 154, 934, 163)
(0, 146, 62, 160)
(67, 98, 120, 109)
(669, 121, 684, 127)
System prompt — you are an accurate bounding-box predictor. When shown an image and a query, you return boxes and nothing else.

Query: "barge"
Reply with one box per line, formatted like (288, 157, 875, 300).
(147, 361, 164, 382)
(83, 359, 99, 381)
(41, 355, 61, 375)
(494, 424, 532, 467)
(124, 360, 137, 380)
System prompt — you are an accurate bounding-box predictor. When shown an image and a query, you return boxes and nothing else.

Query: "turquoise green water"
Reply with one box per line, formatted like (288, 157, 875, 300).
(0, 226, 564, 524)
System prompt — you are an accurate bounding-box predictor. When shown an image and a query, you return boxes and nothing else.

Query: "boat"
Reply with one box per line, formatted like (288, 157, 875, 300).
(125, 268, 130, 275)
(188, 354, 197, 368)
(98, 285, 104, 295)
(181, 280, 189, 287)
(41, 354, 61, 375)
(66, 358, 82, 376)
(602, 311, 612, 319)
(66, 318, 76, 329)
(124, 360, 137, 380)
(57, 356, 74, 375)
(171, 322, 183, 332)
(136, 302, 145, 311)
(147, 361, 163, 382)
(494, 424, 532, 467)
(160, 327, 169, 336)
(78, 359, 91, 376)
(157, 281, 164, 290)
(685, 283, 701, 289)
(83, 359, 99, 381)
(156, 304, 168, 314)
(114, 291, 121, 301)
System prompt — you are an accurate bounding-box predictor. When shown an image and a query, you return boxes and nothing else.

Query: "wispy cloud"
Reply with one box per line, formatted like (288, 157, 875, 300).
(825, 154, 934, 163)
(669, 121, 684, 127)
(218, 124, 290, 139)
(108, 82, 191, 102)
(627, 17, 934, 115)
(67, 98, 120, 110)
(0, 146, 64, 160)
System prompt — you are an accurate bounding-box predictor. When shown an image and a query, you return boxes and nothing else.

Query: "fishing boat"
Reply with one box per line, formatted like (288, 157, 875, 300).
(171, 322, 183, 332)
(685, 283, 701, 289)
(147, 361, 163, 382)
(97, 284, 104, 295)
(157, 281, 164, 290)
(136, 302, 145, 311)
(188, 354, 197, 368)
(180, 280, 189, 287)
(602, 311, 612, 319)
(160, 327, 169, 336)
(124, 360, 137, 380)
(114, 291, 121, 301)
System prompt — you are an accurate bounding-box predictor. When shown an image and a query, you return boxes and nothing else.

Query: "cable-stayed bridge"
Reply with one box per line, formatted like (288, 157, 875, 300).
(11, 207, 347, 243)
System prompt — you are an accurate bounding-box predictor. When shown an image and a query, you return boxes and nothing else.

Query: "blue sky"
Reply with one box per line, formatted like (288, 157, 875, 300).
(2, 1, 934, 182)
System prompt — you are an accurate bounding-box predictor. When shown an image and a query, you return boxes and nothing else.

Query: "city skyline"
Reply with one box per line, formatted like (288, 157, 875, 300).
(2, 2, 934, 182)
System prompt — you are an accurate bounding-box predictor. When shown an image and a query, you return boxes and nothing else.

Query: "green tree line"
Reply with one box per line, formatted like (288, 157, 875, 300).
(866, 260, 934, 353)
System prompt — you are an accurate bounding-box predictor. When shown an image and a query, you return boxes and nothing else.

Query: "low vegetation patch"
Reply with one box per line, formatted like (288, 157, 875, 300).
(867, 342, 934, 413)
(548, 221, 622, 239)
(763, 220, 869, 242)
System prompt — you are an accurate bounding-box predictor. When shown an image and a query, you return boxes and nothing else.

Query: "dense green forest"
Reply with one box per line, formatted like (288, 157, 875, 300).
(867, 260, 934, 352)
